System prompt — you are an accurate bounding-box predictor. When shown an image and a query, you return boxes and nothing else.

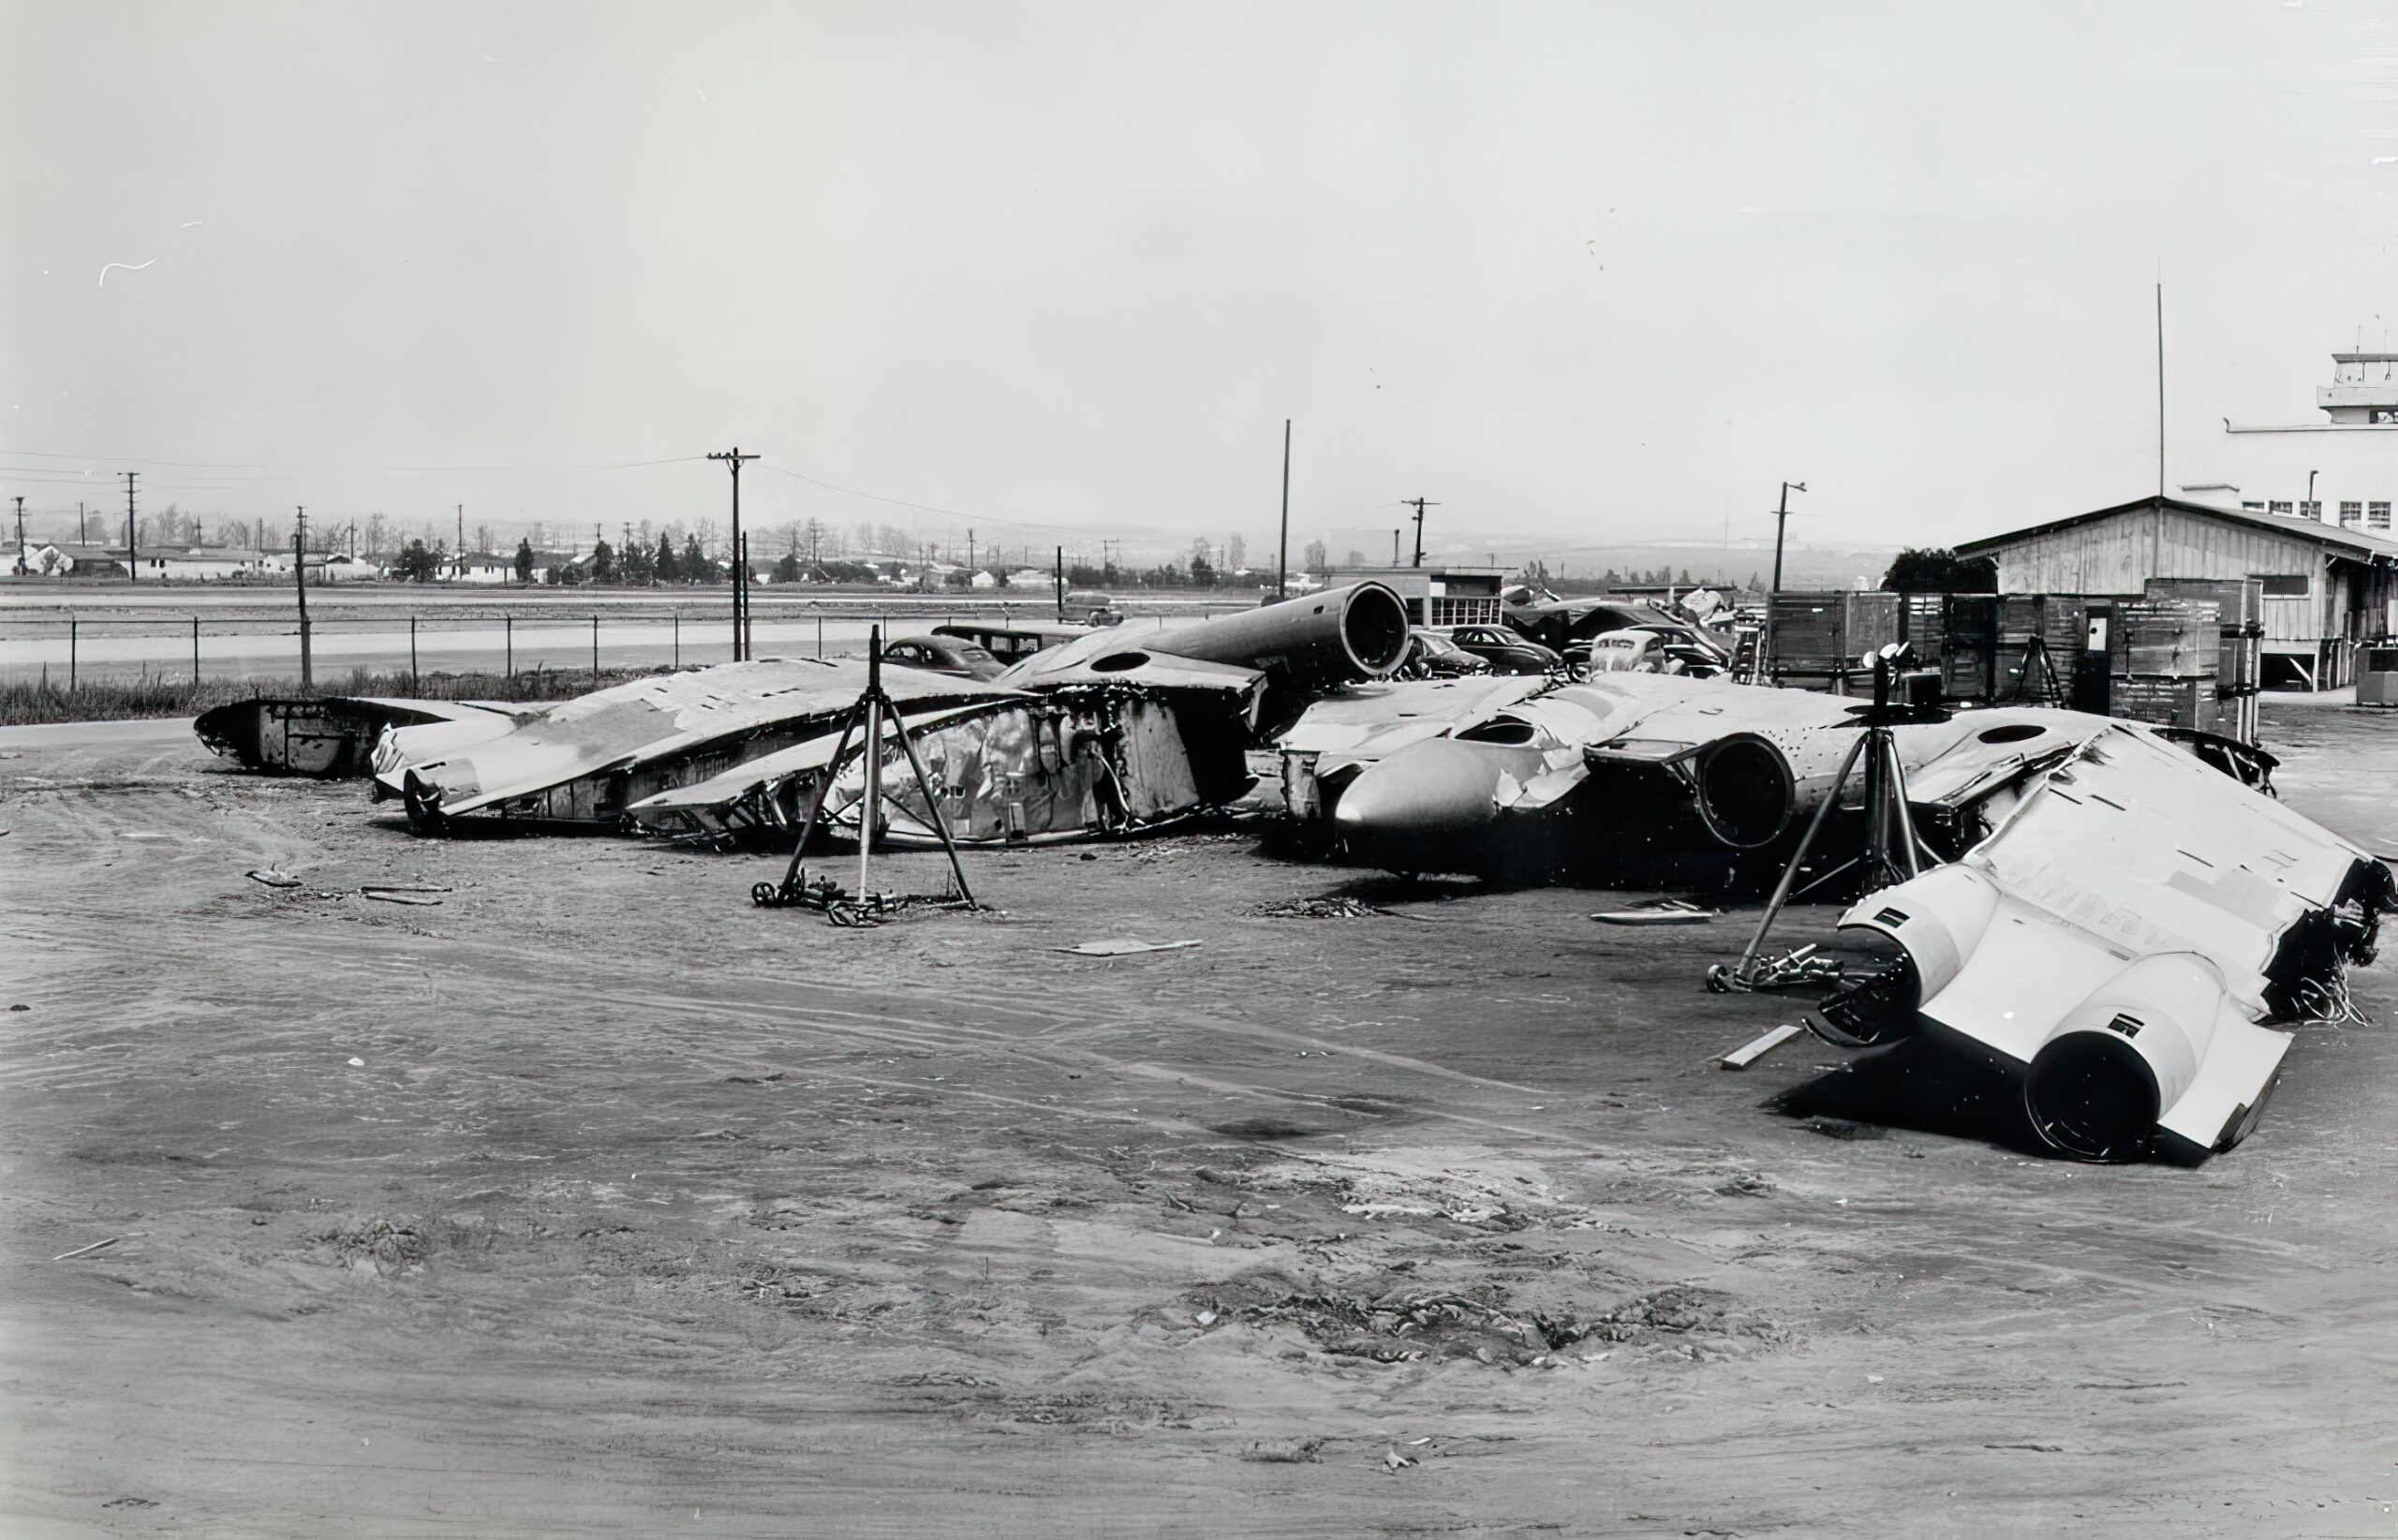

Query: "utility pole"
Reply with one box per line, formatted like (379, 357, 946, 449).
(1391, 528, 1400, 565)
(1405, 497, 1440, 568)
(293, 506, 313, 689)
(1277, 419, 1292, 600)
(708, 448, 759, 660)
(2154, 281, 2166, 500)
(123, 471, 139, 584)
(1055, 545, 1065, 621)
(11, 496, 23, 575)
(1769, 481, 1806, 596)
(1764, 481, 1806, 688)
(456, 505, 465, 576)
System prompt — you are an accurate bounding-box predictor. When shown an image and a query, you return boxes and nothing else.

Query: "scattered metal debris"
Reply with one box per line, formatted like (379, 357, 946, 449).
(244, 868, 302, 889)
(1591, 897, 1717, 925)
(1059, 939, 1202, 956)
(1719, 1024, 1803, 1070)
(52, 1233, 142, 1262)
(1250, 896, 1386, 920)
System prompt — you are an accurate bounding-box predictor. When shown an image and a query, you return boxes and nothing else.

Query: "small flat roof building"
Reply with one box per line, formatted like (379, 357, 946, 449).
(1957, 493, 2398, 688)
(1342, 565, 1508, 628)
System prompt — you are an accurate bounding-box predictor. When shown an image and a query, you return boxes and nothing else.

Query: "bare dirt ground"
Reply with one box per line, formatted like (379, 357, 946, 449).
(4, 705, 2397, 1538)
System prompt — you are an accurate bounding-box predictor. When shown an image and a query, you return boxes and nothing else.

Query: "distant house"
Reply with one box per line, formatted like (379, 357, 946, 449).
(1008, 568, 1051, 588)
(969, 569, 999, 589)
(134, 546, 273, 582)
(310, 553, 380, 582)
(446, 551, 516, 585)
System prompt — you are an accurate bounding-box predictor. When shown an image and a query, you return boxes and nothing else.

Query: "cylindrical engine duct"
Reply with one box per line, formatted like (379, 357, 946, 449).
(1148, 582, 1412, 694)
(1693, 733, 1797, 849)
(2024, 953, 2226, 1162)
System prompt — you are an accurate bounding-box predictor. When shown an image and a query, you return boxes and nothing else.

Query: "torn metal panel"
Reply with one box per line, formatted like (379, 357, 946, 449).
(624, 703, 996, 842)
(386, 659, 1017, 831)
(812, 686, 1255, 848)
(1826, 726, 2393, 1161)
(196, 697, 522, 778)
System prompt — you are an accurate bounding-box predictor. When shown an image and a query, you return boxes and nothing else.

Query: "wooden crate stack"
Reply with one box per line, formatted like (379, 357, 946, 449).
(2109, 597, 2224, 735)
(2142, 577, 2261, 743)
(1767, 591, 1902, 691)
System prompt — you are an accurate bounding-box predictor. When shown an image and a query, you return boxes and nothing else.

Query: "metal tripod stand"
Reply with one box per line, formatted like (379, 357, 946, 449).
(1706, 646, 1943, 992)
(752, 627, 978, 922)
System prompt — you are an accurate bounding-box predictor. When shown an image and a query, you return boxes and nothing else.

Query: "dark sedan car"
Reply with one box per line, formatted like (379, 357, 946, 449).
(1402, 629, 1493, 678)
(880, 634, 1006, 681)
(1442, 624, 1561, 674)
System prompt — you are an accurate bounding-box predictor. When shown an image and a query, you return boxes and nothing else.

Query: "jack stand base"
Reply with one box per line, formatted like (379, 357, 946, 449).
(753, 866, 973, 927)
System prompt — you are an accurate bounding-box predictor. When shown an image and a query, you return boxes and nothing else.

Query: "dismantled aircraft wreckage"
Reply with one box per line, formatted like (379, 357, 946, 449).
(1284, 671, 2273, 881)
(196, 696, 521, 778)
(629, 582, 1410, 846)
(374, 659, 1019, 830)
(1814, 722, 2392, 1163)
(349, 583, 1412, 841)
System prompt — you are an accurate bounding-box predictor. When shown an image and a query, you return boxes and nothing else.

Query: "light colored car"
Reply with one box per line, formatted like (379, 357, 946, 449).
(1580, 629, 1677, 674)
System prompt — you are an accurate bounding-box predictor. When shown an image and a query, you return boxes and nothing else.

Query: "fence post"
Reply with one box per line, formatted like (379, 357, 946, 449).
(192, 615, 200, 685)
(505, 615, 513, 677)
(409, 615, 418, 691)
(69, 617, 77, 689)
(592, 614, 600, 674)
(817, 612, 823, 658)
(674, 611, 680, 669)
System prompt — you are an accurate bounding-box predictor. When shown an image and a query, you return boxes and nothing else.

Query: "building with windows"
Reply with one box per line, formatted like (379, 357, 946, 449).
(1956, 495, 2398, 689)
(2183, 347, 2398, 530)
(1345, 566, 1507, 627)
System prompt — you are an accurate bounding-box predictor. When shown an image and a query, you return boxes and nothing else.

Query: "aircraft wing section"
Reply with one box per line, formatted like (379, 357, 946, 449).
(396, 659, 1018, 824)
(1830, 724, 2389, 1161)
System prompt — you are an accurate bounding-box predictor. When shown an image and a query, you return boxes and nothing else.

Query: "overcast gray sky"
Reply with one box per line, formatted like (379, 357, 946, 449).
(6, 0, 2397, 561)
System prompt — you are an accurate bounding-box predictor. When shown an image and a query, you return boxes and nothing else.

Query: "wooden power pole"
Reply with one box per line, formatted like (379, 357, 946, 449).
(1277, 419, 1291, 600)
(293, 506, 313, 689)
(708, 448, 760, 660)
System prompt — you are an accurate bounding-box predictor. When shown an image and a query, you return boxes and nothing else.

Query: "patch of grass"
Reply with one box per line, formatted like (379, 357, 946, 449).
(0, 663, 675, 727)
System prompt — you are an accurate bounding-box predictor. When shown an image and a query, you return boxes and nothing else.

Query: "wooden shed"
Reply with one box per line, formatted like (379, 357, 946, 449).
(1955, 495, 2398, 689)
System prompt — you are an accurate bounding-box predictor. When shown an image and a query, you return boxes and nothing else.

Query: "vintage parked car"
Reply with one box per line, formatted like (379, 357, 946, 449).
(879, 634, 1007, 681)
(1402, 628, 1494, 678)
(1441, 624, 1561, 675)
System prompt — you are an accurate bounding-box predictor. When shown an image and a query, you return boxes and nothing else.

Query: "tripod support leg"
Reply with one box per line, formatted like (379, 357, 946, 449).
(881, 693, 978, 910)
(768, 698, 866, 900)
(1726, 730, 1872, 985)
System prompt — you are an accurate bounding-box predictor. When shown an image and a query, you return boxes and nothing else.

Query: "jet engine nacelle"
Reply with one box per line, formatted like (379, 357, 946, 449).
(1690, 728, 1858, 850)
(2024, 953, 2227, 1162)
(1137, 581, 1412, 694)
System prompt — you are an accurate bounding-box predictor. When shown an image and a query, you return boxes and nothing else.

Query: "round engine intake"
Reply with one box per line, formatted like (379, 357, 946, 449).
(1693, 733, 1796, 850)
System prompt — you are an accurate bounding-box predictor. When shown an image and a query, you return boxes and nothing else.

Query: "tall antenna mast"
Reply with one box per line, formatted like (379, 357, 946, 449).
(2155, 280, 2166, 499)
